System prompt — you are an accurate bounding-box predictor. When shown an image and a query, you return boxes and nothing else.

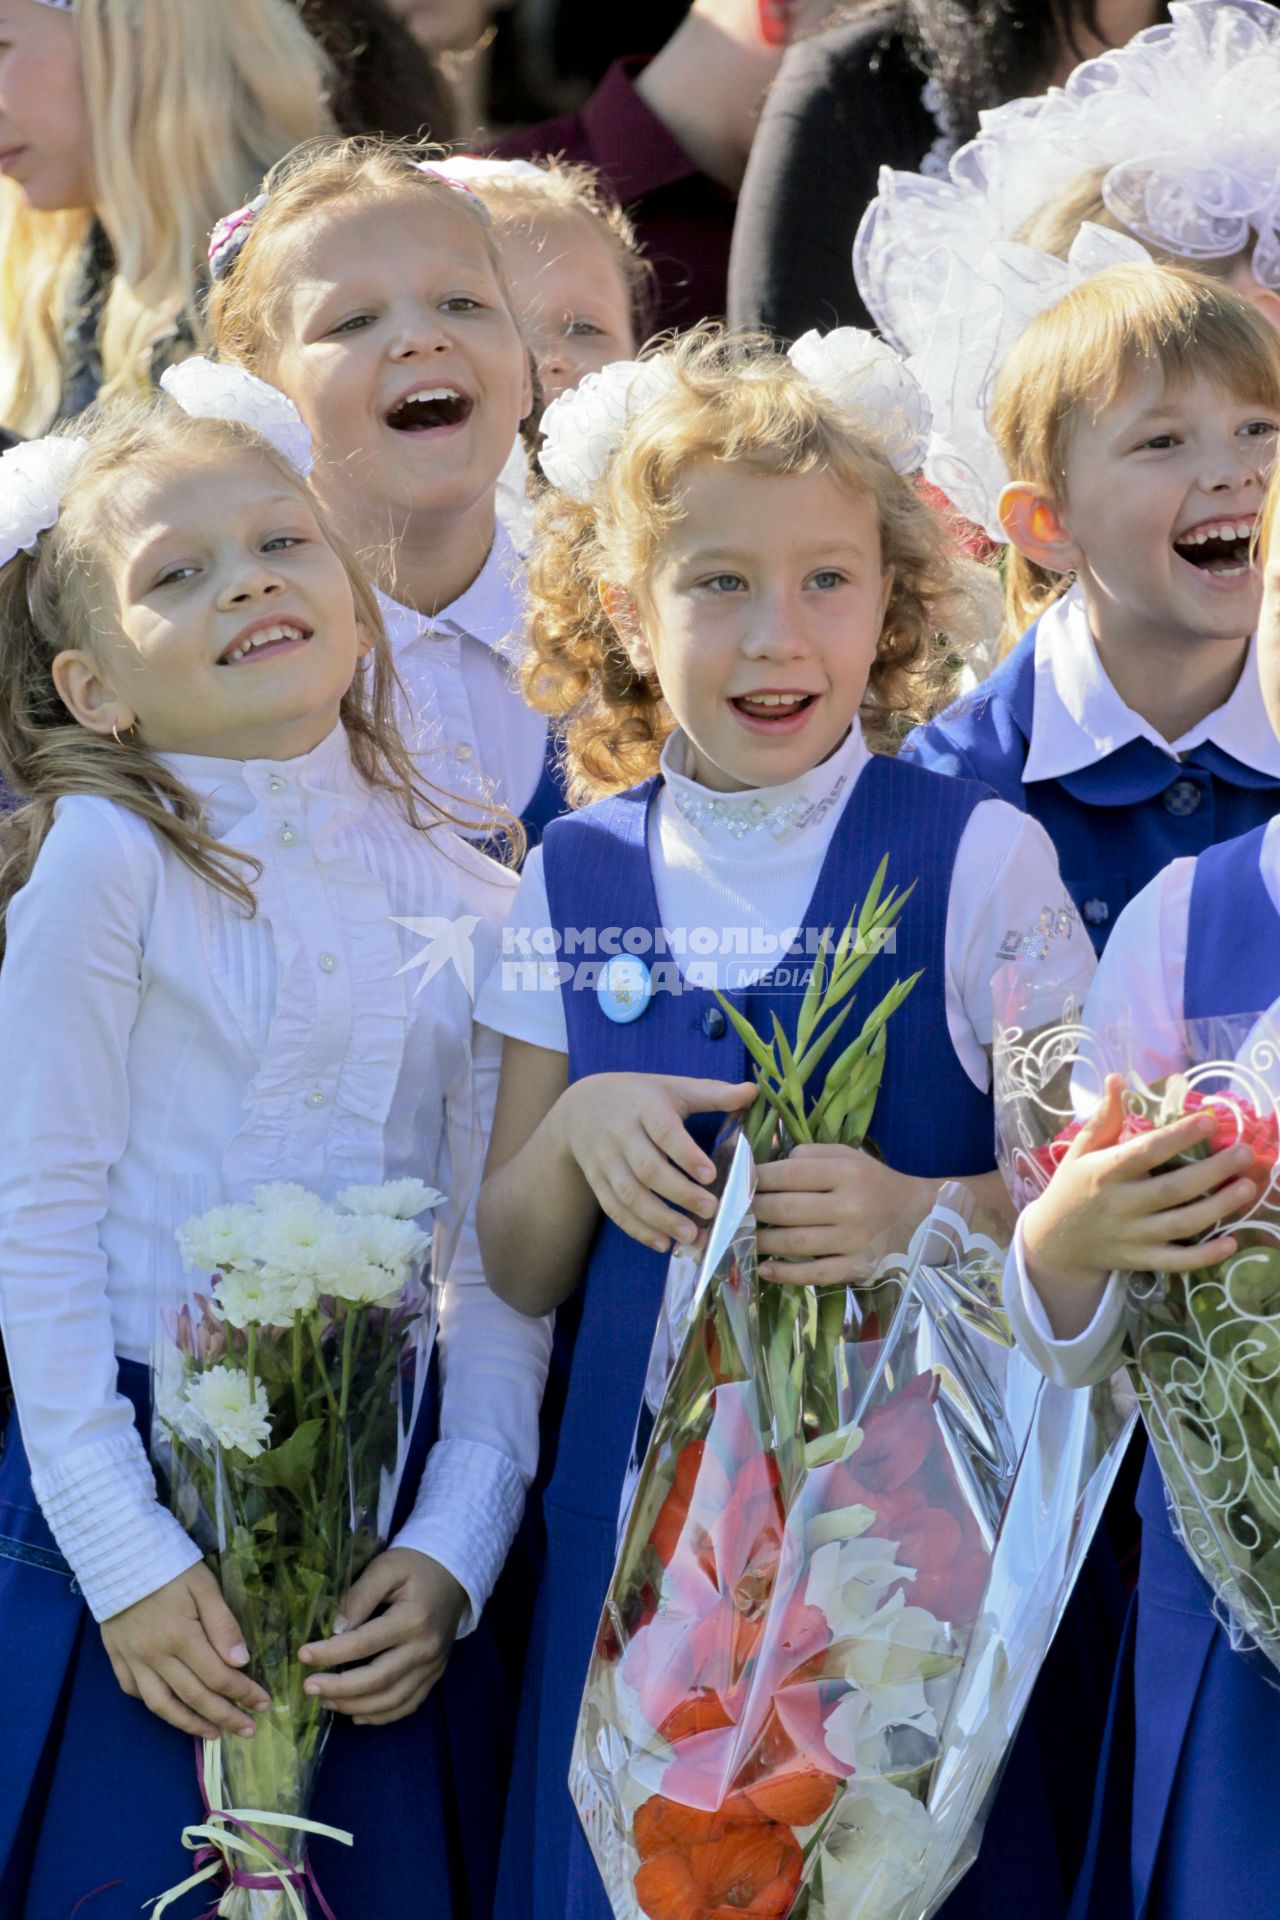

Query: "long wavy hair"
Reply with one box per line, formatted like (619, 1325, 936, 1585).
(0, 400, 485, 955)
(0, 0, 335, 438)
(991, 263, 1280, 641)
(525, 328, 993, 802)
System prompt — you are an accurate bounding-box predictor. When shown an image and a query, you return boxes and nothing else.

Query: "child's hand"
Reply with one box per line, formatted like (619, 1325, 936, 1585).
(100, 1562, 270, 1740)
(555, 1073, 757, 1254)
(297, 1549, 468, 1727)
(755, 1143, 932, 1284)
(1023, 1075, 1258, 1340)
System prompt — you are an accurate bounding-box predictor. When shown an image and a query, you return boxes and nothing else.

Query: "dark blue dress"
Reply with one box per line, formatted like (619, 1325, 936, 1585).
(495, 753, 1111, 1920)
(902, 621, 1280, 954)
(1073, 824, 1280, 1920)
(0, 1358, 505, 1918)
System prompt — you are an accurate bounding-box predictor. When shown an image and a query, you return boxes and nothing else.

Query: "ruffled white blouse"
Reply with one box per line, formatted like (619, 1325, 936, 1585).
(0, 726, 550, 1626)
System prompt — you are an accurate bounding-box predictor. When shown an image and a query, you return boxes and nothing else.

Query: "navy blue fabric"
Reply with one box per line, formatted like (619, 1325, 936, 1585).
(520, 725, 571, 853)
(903, 625, 1280, 954)
(1074, 829, 1280, 1920)
(496, 753, 1100, 1920)
(0, 1359, 506, 1919)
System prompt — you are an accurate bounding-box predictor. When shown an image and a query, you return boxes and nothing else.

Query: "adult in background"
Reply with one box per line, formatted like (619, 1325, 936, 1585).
(485, 0, 834, 334)
(728, 0, 1169, 339)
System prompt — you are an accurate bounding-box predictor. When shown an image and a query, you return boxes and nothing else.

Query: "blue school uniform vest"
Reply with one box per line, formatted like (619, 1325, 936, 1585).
(496, 752, 1090, 1920)
(1073, 825, 1280, 1920)
(903, 625, 1280, 954)
(519, 726, 570, 850)
(0, 1359, 506, 1918)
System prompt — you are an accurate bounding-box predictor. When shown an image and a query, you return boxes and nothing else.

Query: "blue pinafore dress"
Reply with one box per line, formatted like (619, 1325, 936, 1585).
(1072, 824, 1280, 1920)
(902, 622, 1280, 954)
(495, 752, 1117, 1920)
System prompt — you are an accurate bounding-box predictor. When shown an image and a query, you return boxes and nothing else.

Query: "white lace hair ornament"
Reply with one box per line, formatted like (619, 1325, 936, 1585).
(0, 358, 314, 570)
(856, 0, 1280, 363)
(537, 329, 932, 503)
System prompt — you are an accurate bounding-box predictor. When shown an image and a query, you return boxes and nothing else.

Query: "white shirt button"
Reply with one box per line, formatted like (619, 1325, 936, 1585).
(305, 1089, 326, 1109)
(319, 953, 338, 974)
(279, 826, 297, 846)
(268, 777, 285, 794)
(454, 744, 473, 763)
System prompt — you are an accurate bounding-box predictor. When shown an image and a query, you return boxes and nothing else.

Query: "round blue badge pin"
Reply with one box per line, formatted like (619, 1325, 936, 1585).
(597, 954, 652, 1025)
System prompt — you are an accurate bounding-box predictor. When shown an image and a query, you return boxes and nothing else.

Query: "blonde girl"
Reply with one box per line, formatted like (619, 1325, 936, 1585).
(471, 326, 1098, 1920)
(0, 368, 549, 1916)
(0, 0, 337, 437)
(207, 137, 570, 846)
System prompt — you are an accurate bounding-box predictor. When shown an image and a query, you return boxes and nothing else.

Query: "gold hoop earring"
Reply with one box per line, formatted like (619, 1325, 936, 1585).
(111, 719, 134, 746)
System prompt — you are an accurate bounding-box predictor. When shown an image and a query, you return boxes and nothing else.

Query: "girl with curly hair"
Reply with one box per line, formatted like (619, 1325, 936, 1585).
(472, 325, 1098, 1920)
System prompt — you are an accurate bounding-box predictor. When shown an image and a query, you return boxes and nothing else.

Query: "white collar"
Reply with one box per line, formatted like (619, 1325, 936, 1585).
(1021, 585, 1280, 783)
(158, 723, 368, 839)
(377, 521, 524, 663)
(658, 720, 868, 847)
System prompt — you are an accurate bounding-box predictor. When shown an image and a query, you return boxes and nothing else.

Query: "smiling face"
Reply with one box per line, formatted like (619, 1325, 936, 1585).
(269, 189, 532, 548)
(1055, 367, 1280, 655)
(623, 460, 892, 794)
(53, 451, 364, 761)
(0, 0, 91, 210)
(498, 211, 636, 403)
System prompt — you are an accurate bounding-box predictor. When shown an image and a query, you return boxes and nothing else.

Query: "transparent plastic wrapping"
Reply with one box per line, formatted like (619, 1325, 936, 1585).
(570, 1134, 1132, 1920)
(996, 970, 1280, 1672)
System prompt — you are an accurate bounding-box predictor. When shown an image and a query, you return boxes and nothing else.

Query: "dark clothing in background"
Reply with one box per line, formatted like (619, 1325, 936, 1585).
(488, 55, 735, 336)
(728, 14, 937, 339)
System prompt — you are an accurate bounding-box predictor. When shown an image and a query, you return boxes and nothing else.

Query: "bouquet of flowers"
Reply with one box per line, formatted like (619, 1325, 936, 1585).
(996, 983, 1280, 1670)
(149, 1177, 443, 1919)
(572, 874, 1131, 1920)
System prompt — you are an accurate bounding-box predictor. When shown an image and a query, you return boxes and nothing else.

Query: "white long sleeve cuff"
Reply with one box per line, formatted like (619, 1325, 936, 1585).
(392, 1437, 528, 1634)
(1003, 1215, 1126, 1390)
(32, 1426, 203, 1622)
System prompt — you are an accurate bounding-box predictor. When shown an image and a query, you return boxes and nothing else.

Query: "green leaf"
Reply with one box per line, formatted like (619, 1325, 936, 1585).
(714, 991, 779, 1078)
(247, 1418, 325, 1496)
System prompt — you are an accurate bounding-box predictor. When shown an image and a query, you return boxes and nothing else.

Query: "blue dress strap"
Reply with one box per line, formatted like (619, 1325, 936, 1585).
(1184, 824, 1280, 1020)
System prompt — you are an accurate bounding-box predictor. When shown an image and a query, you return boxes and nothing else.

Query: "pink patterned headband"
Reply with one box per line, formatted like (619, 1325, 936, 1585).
(207, 162, 490, 282)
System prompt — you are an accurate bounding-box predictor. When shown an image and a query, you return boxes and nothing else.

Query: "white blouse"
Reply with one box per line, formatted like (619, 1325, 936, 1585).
(0, 726, 551, 1626)
(379, 522, 549, 826)
(475, 722, 1098, 1090)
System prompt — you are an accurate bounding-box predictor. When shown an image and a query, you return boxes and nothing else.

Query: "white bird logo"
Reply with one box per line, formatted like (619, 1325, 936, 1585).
(391, 914, 481, 998)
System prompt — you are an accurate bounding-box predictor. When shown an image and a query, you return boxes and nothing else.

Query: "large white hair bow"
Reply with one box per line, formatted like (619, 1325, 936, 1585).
(0, 359, 314, 571)
(537, 329, 932, 502)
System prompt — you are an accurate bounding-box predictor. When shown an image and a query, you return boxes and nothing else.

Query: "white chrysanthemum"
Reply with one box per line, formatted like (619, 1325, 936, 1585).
(255, 1206, 354, 1310)
(330, 1214, 431, 1305)
(0, 434, 89, 567)
(177, 1203, 260, 1277)
(210, 1263, 305, 1330)
(160, 358, 314, 478)
(336, 1178, 445, 1220)
(809, 1777, 935, 1920)
(788, 328, 931, 475)
(538, 355, 681, 500)
(182, 1365, 273, 1458)
(252, 1182, 329, 1218)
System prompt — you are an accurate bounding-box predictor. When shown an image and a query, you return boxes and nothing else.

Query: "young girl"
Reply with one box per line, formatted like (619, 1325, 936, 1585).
(437, 155, 649, 408)
(207, 137, 569, 848)
(473, 328, 1100, 1919)
(900, 264, 1280, 953)
(1005, 469, 1280, 1918)
(0, 368, 550, 1917)
(0, 0, 336, 435)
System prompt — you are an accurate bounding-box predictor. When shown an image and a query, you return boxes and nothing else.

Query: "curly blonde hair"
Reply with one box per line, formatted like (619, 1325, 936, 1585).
(991, 263, 1280, 643)
(524, 329, 993, 802)
(0, 398, 497, 956)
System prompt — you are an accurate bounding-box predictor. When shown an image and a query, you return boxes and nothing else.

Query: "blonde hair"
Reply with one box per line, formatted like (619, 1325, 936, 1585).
(525, 328, 991, 802)
(0, 399, 490, 954)
(1018, 165, 1256, 283)
(467, 159, 654, 345)
(991, 263, 1280, 641)
(206, 136, 522, 379)
(0, 0, 335, 439)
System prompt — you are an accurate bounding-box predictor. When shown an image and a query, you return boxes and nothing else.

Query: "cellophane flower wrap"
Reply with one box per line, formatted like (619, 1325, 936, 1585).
(572, 870, 1132, 1920)
(996, 968, 1280, 1669)
(149, 1177, 447, 1918)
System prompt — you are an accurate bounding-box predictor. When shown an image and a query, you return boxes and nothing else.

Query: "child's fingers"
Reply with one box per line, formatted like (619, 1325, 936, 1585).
(1143, 1232, 1240, 1272)
(754, 1157, 840, 1194)
(159, 1656, 257, 1739)
(635, 1129, 720, 1220)
(754, 1187, 833, 1228)
(1116, 1109, 1221, 1173)
(190, 1570, 271, 1711)
(597, 1169, 699, 1252)
(667, 1077, 758, 1119)
(1146, 1142, 1256, 1207)
(301, 1610, 402, 1672)
(760, 1253, 863, 1287)
(307, 1644, 418, 1707)
(1144, 1180, 1256, 1245)
(758, 1223, 843, 1259)
(1063, 1076, 1128, 1155)
(133, 1666, 225, 1741)
(640, 1100, 721, 1187)
(180, 1631, 269, 1716)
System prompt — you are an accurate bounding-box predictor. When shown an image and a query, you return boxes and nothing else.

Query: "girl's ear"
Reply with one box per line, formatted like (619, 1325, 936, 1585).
(50, 649, 134, 737)
(998, 483, 1080, 574)
(1243, 283, 1280, 335)
(600, 582, 653, 675)
(354, 620, 378, 661)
